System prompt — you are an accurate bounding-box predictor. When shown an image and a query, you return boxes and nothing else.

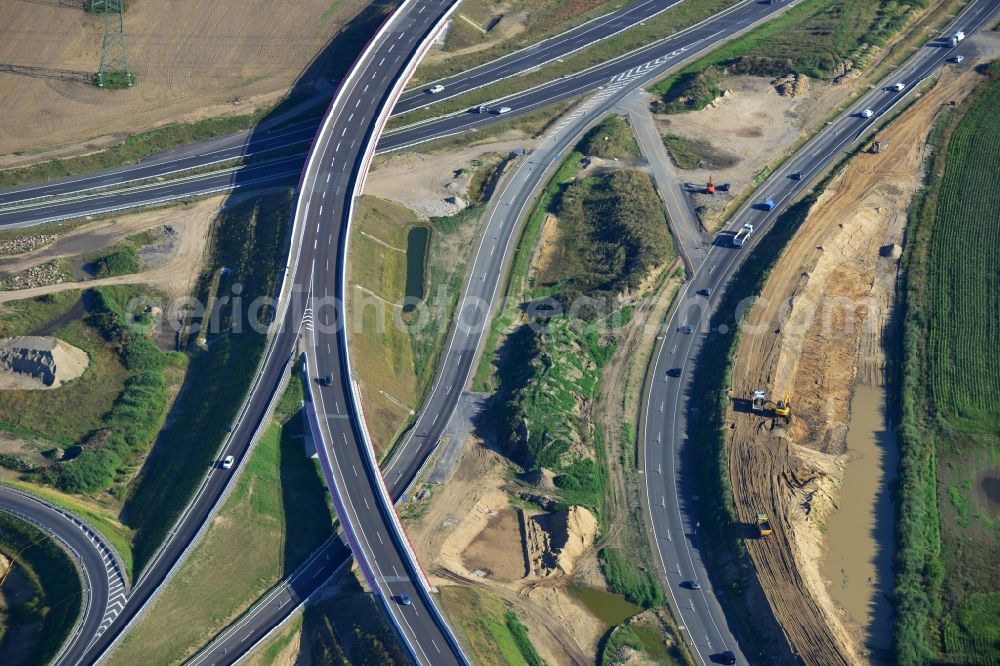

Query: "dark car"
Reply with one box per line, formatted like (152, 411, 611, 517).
(666, 368, 682, 378)
(398, 593, 412, 606)
(718, 650, 737, 665)
(697, 287, 713, 297)
(789, 172, 803, 180)
(680, 324, 695, 334)
(318, 374, 333, 387)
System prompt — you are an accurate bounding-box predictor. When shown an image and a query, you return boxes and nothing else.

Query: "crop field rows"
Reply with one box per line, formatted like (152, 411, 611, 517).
(927, 80, 1000, 434)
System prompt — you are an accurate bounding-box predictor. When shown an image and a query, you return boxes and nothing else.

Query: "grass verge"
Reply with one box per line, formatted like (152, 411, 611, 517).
(123, 189, 293, 575)
(439, 585, 545, 666)
(392, 0, 738, 130)
(648, 0, 932, 111)
(106, 365, 333, 666)
(0, 511, 82, 665)
(0, 108, 271, 191)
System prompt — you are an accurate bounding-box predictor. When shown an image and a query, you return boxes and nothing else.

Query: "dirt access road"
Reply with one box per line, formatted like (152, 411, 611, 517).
(725, 66, 979, 664)
(0, 0, 365, 161)
(0, 195, 221, 304)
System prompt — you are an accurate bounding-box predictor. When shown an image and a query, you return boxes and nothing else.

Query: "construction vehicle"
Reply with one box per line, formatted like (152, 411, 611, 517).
(751, 390, 766, 412)
(733, 223, 754, 247)
(774, 394, 792, 424)
(756, 513, 773, 537)
(707, 174, 716, 194)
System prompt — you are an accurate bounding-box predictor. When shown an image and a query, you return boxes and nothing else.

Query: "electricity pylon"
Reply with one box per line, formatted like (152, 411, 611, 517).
(93, 0, 133, 88)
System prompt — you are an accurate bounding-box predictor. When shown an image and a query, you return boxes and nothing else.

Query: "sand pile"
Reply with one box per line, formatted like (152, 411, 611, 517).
(0, 336, 89, 389)
(524, 506, 598, 577)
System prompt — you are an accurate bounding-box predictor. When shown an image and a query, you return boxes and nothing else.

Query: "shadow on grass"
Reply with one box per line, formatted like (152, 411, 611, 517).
(121, 0, 400, 576)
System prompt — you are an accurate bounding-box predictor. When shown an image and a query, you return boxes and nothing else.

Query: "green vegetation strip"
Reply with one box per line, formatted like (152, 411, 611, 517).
(107, 368, 332, 665)
(649, 0, 930, 112)
(894, 64, 1000, 666)
(390, 0, 738, 129)
(439, 586, 545, 666)
(0, 108, 270, 191)
(124, 189, 293, 574)
(0, 512, 82, 665)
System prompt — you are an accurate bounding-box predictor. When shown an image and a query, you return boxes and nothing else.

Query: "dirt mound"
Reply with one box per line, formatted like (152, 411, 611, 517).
(773, 73, 810, 97)
(0, 336, 88, 389)
(724, 67, 978, 664)
(524, 506, 598, 577)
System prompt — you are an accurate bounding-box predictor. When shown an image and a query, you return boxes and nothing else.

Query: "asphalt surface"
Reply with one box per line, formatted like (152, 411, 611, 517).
(641, 3, 998, 664)
(0, 2, 724, 663)
(184, 3, 799, 662)
(288, 0, 467, 662)
(2, 0, 990, 663)
(379, 0, 783, 151)
(391, 0, 683, 114)
(0, 0, 784, 228)
(0, 486, 127, 665)
(0, 0, 682, 215)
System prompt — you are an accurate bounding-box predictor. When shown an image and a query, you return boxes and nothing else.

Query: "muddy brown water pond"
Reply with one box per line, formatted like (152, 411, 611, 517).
(821, 383, 898, 652)
(569, 586, 642, 628)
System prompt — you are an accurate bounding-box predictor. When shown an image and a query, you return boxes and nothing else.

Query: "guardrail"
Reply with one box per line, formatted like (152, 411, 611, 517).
(290, 0, 469, 663)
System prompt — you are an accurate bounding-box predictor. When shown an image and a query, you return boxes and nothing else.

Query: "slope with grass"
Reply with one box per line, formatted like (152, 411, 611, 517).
(649, 0, 932, 112)
(106, 366, 332, 666)
(0, 286, 183, 502)
(896, 66, 1000, 666)
(0, 511, 82, 666)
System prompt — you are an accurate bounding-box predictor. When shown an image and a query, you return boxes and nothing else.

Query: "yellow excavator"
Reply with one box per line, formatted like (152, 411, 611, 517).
(774, 393, 792, 424)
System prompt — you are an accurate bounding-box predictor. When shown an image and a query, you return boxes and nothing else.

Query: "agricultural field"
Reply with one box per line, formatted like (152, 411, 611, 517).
(897, 69, 1000, 665)
(0, 0, 368, 161)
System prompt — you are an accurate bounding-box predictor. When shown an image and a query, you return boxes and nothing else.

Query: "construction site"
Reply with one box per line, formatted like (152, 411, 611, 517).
(723, 65, 981, 665)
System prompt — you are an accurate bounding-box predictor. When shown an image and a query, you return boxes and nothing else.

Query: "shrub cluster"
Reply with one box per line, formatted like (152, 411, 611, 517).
(93, 246, 140, 278)
(31, 289, 170, 494)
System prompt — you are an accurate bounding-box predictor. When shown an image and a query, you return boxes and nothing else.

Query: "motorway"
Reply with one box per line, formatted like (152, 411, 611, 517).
(1, 0, 991, 662)
(0, 0, 687, 214)
(0, 0, 789, 229)
(27, 1, 799, 664)
(2, 2, 718, 663)
(0, 486, 127, 665)
(641, 1, 999, 663)
(391, 0, 683, 114)
(287, 0, 468, 661)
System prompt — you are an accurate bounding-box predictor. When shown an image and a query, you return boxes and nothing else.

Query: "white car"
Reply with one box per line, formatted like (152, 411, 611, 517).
(428, 84, 445, 94)
(890, 82, 906, 92)
(950, 55, 964, 64)
(221, 455, 235, 470)
(494, 106, 512, 115)
(861, 109, 874, 118)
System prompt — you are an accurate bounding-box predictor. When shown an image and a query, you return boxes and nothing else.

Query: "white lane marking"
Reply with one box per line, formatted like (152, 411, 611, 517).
(353, 465, 358, 477)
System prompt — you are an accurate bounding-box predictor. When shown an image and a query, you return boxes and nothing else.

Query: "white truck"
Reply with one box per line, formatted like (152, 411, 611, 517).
(733, 223, 754, 247)
(949, 31, 965, 47)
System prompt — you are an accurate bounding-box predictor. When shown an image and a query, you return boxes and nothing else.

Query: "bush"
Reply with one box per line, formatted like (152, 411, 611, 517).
(579, 115, 640, 161)
(656, 67, 723, 114)
(93, 246, 140, 278)
(123, 337, 166, 372)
